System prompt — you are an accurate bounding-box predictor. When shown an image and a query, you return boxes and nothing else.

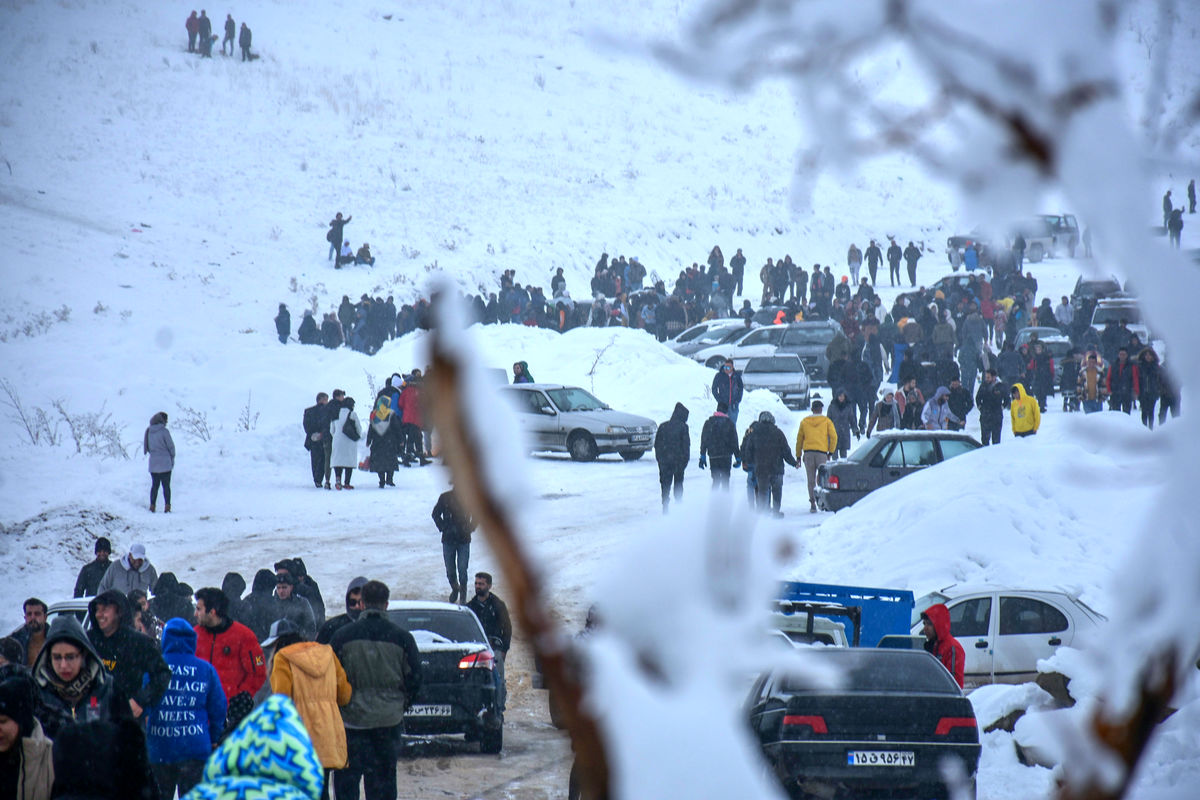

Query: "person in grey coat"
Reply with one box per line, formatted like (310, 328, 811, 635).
(97, 543, 159, 597)
(144, 412, 176, 512)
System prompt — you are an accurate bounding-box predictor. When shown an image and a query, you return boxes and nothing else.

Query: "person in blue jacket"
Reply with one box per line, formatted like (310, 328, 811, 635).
(145, 617, 227, 799)
(711, 358, 744, 424)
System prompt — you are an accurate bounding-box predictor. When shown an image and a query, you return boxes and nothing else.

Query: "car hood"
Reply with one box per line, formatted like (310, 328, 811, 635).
(561, 408, 656, 429)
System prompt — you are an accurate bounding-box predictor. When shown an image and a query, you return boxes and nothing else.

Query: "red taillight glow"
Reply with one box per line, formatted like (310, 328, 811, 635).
(458, 650, 495, 670)
(934, 717, 977, 736)
(826, 475, 839, 490)
(781, 714, 828, 733)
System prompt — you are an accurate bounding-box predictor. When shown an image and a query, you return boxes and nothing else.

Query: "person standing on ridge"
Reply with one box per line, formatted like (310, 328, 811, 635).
(144, 412, 175, 513)
(222, 13, 235, 56)
(327, 212, 351, 262)
(238, 21, 252, 62)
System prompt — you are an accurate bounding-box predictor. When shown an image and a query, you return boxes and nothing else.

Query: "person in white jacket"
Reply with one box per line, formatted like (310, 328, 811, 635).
(330, 397, 361, 490)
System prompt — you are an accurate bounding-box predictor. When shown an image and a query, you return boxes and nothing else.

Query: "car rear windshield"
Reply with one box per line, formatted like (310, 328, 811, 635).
(846, 437, 878, 462)
(745, 357, 804, 373)
(546, 387, 607, 412)
(779, 649, 959, 694)
(782, 327, 836, 346)
(387, 609, 485, 644)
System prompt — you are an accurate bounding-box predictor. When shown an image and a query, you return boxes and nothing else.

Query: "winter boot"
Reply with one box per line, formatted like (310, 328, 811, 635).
(164, 503, 171, 513)
(149, 503, 156, 512)
(335, 481, 342, 490)
(449, 584, 461, 604)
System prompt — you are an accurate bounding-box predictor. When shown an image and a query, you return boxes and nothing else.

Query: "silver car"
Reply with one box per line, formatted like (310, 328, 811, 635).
(499, 384, 657, 462)
(742, 355, 810, 409)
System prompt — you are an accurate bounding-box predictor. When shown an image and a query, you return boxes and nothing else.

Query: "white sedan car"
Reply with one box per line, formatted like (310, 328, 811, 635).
(691, 324, 787, 370)
(912, 586, 1106, 688)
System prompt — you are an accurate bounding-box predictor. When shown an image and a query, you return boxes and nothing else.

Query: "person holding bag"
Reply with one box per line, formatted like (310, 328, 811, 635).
(330, 397, 361, 490)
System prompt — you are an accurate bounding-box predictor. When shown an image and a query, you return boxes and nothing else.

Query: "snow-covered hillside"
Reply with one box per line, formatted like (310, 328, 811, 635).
(1, 0, 1197, 798)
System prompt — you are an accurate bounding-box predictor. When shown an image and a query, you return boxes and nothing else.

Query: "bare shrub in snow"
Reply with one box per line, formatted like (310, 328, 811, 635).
(237, 392, 260, 432)
(175, 404, 214, 443)
(51, 399, 129, 460)
(534, 71, 546, 90)
(1, 378, 52, 445)
(93, 301, 108, 314)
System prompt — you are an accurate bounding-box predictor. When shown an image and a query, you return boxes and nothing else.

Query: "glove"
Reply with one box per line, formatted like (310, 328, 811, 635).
(698, 457, 707, 469)
(732, 459, 741, 469)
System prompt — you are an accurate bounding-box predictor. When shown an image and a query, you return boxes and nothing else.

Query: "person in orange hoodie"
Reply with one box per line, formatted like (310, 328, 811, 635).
(920, 604, 966, 688)
(266, 619, 352, 798)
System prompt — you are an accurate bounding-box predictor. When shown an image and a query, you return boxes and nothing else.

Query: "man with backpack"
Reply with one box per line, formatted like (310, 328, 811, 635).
(327, 212, 352, 262)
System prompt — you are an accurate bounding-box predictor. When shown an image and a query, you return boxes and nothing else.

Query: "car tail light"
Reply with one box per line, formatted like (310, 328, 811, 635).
(826, 474, 839, 490)
(781, 714, 828, 734)
(934, 717, 977, 736)
(458, 650, 495, 671)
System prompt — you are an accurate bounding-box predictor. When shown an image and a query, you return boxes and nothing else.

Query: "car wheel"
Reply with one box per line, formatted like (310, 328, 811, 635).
(705, 356, 725, 369)
(619, 449, 645, 461)
(568, 432, 599, 462)
(479, 724, 503, 754)
(1028, 242, 1045, 262)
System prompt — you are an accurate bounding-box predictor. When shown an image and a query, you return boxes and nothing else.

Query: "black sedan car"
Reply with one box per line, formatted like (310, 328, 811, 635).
(814, 431, 980, 511)
(747, 648, 981, 800)
(387, 601, 503, 753)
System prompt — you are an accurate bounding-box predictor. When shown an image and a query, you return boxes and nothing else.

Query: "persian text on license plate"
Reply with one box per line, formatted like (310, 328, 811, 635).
(406, 704, 452, 717)
(847, 751, 915, 767)
(631, 435, 650, 442)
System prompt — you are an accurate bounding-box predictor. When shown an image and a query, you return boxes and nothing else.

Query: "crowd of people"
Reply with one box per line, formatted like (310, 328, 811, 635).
(1, 534, 510, 800)
(184, 10, 253, 61)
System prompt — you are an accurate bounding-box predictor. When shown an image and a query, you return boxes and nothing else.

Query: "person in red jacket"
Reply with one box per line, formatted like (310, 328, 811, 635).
(193, 587, 265, 722)
(397, 374, 430, 466)
(920, 603, 966, 688)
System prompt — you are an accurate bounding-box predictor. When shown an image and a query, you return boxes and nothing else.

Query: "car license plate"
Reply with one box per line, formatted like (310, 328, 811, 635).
(406, 704, 452, 717)
(631, 435, 650, 443)
(847, 751, 914, 767)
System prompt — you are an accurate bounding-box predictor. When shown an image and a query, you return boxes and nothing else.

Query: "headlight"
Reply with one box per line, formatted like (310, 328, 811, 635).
(606, 426, 627, 434)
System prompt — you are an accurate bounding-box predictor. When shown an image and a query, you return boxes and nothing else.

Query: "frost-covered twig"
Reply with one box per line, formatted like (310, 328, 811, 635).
(237, 392, 259, 432)
(1, 377, 42, 444)
(175, 404, 214, 443)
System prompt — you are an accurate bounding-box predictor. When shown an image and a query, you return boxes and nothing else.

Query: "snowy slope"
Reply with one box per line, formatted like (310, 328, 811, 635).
(1, 0, 1197, 797)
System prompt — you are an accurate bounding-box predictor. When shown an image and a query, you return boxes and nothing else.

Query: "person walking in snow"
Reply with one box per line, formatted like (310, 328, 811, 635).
(886, 239, 902, 287)
(1167, 207, 1184, 249)
(365, 396, 402, 487)
(433, 488, 476, 604)
(330, 397, 361, 490)
(186, 11, 199, 52)
(274, 303, 290, 344)
(654, 402, 691, 512)
(711, 358, 744, 424)
(1162, 189, 1173, 228)
(698, 402, 740, 488)
(238, 21, 252, 62)
(827, 388, 858, 459)
(846, 243, 863, 286)
(1009, 383, 1040, 437)
(742, 411, 797, 517)
(903, 241, 921, 287)
(222, 13, 235, 56)
(144, 412, 175, 513)
(326, 212, 351, 261)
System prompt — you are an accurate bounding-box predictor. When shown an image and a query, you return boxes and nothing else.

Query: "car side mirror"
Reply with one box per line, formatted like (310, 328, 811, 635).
(540, 407, 557, 416)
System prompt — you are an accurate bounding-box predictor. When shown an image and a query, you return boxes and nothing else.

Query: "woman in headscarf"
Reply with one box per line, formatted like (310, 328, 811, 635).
(365, 396, 402, 488)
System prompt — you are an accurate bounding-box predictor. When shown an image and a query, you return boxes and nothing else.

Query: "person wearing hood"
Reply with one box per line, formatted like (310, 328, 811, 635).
(1009, 382, 1041, 437)
(86, 591, 171, 720)
(31, 617, 130, 739)
(73, 537, 113, 598)
(145, 618, 226, 798)
(1135, 347, 1162, 429)
(654, 402, 691, 512)
(946, 378, 974, 431)
(278, 558, 324, 628)
(742, 410, 798, 516)
(298, 310, 320, 345)
(221, 572, 247, 621)
(0, 674, 54, 799)
(96, 542, 158, 597)
(365, 396, 402, 488)
(185, 695, 324, 800)
(865, 390, 901, 437)
(275, 303, 291, 344)
(316, 577, 369, 645)
(795, 400, 836, 513)
(975, 368, 1006, 445)
(921, 386, 957, 431)
(237, 569, 279, 642)
(920, 604, 965, 687)
(272, 573, 317, 641)
(330, 396, 361, 490)
(512, 360, 535, 384)
(828, 388, 859, 459)
(150, 572, 194, 624)
(143, 412, 175, 513)
(267, 619, 352, 788)
(193, 588, 265, 711)
(698, 401, 740, 488)
(433, 489, 477, 604)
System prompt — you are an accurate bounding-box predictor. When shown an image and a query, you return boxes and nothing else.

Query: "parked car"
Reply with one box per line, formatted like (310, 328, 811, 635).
(46, 598, 93, 628)
(898, 274, 978, 308)
(498, 383, 656, 462)
(691, 324, 788, 370)
(667, 319, 753, 357)
(1035, 213, 1080, 257)
(1090, 296, 1150, 344)
(911, 587, 1106, 689)
(773, 320, 844, 384)
(945, 228, 995, 270)
(1013, 327, 1072, 382)
(1069, 275, 1123, 312)
(814, 431, 981, 512)
(387, 600, 503, 753)
(747, 648, 981, 800)
(743, 355, 811, 410)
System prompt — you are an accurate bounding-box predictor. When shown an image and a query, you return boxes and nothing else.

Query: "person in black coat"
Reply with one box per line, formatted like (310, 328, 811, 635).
(432, 489, 477, 604)
(297, 311, 319, 345)
(864, 240, 883, 285)
(946, 378, 973, 430)
(327, 213, 351, 261)
(303, 393, 330, 488)
(698, 402, 740, 488)
(365, 397, 403, 488)
(711, 359, 744, 424)
(85, 591, 171, 720)
(274, 303, 290, 344)
(740, 411, 797, 516)
(1135, 347, 1162, 428)
(74, 537, 113, 598)
(654, 402, 690, 512)
(975, 369, 1006, 446)
(237, 569, 279, 642)
(238, 22, 252, 62)
(903, 242, 922, 287)
(887, 240, 903, 287)
(222, 13, 236, 56)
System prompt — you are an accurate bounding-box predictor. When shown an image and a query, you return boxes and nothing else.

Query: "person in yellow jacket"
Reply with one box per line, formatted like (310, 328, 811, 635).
(265, 619, 353, 794)
(795, 399, 838, 513)
(1009, 382, 1041, 437)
